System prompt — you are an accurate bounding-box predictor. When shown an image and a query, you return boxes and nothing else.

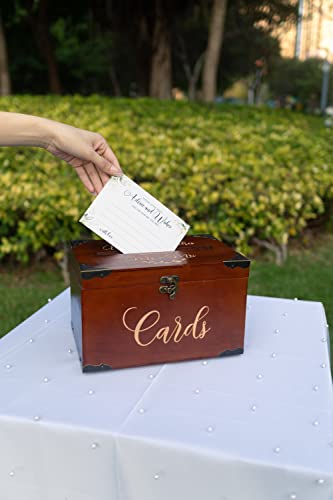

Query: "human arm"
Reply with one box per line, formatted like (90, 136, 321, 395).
(0, 112, 122, 193)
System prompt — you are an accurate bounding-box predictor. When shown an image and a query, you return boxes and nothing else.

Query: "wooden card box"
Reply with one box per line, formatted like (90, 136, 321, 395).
(69, 235, 250, 372)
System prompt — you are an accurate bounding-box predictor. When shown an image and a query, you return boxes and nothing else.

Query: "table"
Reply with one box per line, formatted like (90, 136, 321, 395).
(0, 289, 332, 500)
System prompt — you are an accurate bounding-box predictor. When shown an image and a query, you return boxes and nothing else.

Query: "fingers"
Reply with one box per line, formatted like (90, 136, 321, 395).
(48, 124, 122, 193)
(102, 144, 122, 172)
(75, 163, 105, 194)
(85, 162, 104, 193)
(75, 166, 95, 194)
(90, 150, 122, 177)
(93, 135, 122, 175)
(100, 171, 110, 186)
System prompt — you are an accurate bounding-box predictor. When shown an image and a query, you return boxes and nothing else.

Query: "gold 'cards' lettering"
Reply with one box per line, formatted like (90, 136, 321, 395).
(122, 306, 211, 347)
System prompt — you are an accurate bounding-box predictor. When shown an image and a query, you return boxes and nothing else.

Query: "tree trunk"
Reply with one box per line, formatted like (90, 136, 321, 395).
(188, 54, 204, 101)
(202, 0, 228, 103)
(177, 34, 204, 101)
(150, 0, 172, 99)
(27, 0, 62, 94)
(109, 67, 121, 96)
(0, 13, 11, 95)
(136, 14, 151, 96)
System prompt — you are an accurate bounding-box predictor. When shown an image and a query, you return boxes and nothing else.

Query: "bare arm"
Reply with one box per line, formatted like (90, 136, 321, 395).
(0, 112, 122, 193)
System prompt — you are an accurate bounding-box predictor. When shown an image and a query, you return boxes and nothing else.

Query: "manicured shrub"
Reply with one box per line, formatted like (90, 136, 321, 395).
(0, 96, 332, 264)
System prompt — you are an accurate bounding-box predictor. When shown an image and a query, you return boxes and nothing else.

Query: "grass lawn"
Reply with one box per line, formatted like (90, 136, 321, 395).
(1, 235, 332, 363)
(0, 264, 65, 336)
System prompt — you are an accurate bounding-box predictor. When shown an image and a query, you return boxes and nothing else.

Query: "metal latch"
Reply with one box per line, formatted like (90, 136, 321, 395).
(159, 275, 179, 300)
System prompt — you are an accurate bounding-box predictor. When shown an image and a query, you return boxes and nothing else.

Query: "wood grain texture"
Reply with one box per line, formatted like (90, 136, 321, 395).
(69, 236, 250, 371)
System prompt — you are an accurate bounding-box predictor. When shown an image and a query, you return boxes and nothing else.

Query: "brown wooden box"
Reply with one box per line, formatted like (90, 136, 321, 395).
(69, 235, 250, 372)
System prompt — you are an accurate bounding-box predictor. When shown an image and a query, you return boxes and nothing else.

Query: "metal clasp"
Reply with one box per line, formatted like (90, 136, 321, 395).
(159, 275, 179, 300)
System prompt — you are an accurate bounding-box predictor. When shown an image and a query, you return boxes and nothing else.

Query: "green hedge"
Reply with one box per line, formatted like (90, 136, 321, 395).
(0, 96, 333, 263)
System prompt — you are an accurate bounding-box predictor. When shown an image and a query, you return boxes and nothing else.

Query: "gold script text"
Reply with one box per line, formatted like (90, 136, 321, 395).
(122, 306, 211, 347)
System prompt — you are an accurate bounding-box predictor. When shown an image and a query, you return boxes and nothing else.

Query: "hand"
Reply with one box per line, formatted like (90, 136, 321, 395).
(45, 122, 123, 194)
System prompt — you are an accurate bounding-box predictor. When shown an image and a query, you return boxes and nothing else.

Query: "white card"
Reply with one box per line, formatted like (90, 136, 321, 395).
(79, 175, 190, 253)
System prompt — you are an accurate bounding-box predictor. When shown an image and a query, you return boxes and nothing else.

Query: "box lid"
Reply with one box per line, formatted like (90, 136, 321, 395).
(69, 235, 250, 289)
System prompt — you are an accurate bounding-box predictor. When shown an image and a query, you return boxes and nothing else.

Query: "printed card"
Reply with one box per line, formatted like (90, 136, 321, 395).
(80, 175, 190, 253)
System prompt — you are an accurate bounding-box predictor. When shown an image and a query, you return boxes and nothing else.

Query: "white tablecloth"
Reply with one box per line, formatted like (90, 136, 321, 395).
(0, 289, 332, 500)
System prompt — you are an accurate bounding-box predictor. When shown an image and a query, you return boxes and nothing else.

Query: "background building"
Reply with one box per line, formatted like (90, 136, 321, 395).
(278, 0, 333, 61)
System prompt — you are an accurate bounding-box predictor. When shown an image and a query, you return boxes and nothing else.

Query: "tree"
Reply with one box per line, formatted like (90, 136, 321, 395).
(111, 0, 192, 99)
(150, 0, 172, 99)
(173, 0, 295, 100)
(0, 12, 11, 95)
(134, 11, 152, 96)
(202, 0, 228, 102)
(173, 3, 208, 101)
(0, 0, 298, 97)
(268, 57, 332, 110)
(25, 0, 62, 94)
(218, 0, 297, 94)
(177, 36, 204, 100)
(108, 0, 154, 96)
